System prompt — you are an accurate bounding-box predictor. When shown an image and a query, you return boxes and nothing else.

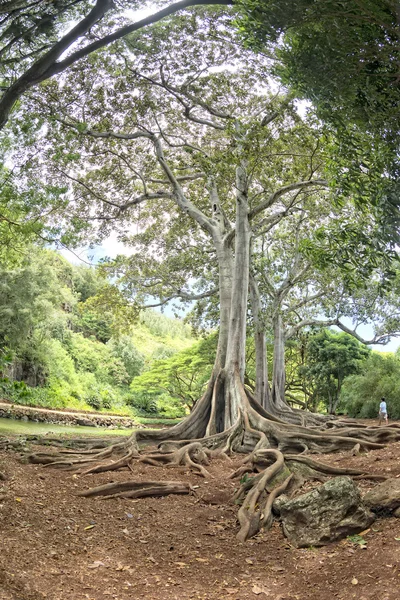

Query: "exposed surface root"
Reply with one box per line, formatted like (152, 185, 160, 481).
(229, 445, 385, 541)
(233, 449, 292, 542)
(26, 436, 120, 449)
(78, 480, 192, 499)
(82, 447, 139, 475)
(139, 442, 212, 478)
(25, 370, 400, 545)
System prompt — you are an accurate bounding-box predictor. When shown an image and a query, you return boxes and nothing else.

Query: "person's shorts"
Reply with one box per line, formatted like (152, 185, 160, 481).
(379, 411, 387, 418)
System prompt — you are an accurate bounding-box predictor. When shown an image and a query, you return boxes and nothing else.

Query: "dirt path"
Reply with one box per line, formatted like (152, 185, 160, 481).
(0, 431, 400, 600)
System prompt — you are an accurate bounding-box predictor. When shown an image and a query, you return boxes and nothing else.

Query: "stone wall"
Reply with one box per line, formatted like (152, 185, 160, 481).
(0, 403, 137, 429)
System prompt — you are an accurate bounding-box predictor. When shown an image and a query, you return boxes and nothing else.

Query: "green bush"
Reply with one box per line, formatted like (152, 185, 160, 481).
(341, 353, 400, 419)
(127, 391, 158, 414)
(156, 393, 186, 418)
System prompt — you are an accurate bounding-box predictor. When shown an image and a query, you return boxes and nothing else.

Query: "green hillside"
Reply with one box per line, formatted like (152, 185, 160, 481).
(0, 247, 195, 419)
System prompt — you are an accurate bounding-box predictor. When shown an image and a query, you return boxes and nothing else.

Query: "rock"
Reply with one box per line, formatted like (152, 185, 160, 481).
(76, 418, 95, 427)
(272, 494, 290, 514)
(279, 477, 375, 548)
(393, 507, 400, 518)
(363, 478, 400, 511)
(21, 415, 29, 422)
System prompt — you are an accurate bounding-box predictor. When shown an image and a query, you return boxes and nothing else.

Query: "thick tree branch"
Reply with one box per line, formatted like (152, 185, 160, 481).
(335, 320, 400, 345)
(153, 137, 216, 236)
(285, 318, 339, 340)
(140, 287, 218, 309)
(248, 179, 328, 221)
(0, 0, 233, 130)
(58, 118, 154, 141)
(286, 316, 400, 345)
(284, 291, 326, 314)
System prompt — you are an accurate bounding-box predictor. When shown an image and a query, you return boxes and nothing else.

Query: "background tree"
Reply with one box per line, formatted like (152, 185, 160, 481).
(342, 351, 400, 420)
(300, 330, 370, 415)
(130, 333, 217, 413)
(250, 188, 399, 417)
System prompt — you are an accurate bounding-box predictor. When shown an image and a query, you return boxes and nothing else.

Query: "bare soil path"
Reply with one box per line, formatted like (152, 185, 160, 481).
(1, 422, 400, 600)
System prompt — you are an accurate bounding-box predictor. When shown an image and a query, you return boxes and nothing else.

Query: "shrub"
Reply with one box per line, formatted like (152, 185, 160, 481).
(341, 353, 400, 419)
(127, 391, 158, 414)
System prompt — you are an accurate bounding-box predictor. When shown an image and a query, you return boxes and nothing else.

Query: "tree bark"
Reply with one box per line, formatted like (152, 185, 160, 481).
(249, 273, 270, 409)
(223, 159, 251, 428)
(271, 312, 288, 411)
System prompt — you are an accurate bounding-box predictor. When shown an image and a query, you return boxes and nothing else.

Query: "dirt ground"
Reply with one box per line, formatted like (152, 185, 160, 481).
(1, 423, 400, 600)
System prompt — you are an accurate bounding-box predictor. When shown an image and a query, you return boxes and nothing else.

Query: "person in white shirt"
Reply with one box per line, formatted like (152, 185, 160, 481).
(379, 397, 388, 425)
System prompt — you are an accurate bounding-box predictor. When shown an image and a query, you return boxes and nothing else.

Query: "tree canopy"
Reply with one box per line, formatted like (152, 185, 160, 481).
(237, 0, 400, 140)
(0, 0, 233, 130)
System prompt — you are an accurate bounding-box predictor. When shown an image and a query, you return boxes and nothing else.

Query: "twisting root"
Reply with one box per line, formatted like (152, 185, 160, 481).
(140, 442, 211, 478)
(234, 449, 291, 542)
(81, 447, 139, 475)
(78, 480, 193, 500)
(231, 444, 385, 542)
(24, 366, 399, 547)
(28, 440, 130, 470)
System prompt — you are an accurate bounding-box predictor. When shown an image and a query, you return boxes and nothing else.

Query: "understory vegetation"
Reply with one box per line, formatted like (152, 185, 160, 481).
(0, 247, 194, 419)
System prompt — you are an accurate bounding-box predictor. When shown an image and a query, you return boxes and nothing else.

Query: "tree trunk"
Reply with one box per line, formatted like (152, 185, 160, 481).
(249, 273, 270, 409)
(271, 312, 289, 411)
(223, 159, 251, 429)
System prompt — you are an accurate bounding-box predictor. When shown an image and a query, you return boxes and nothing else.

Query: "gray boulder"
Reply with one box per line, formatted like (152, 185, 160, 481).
(76, 418, 95, 427)
(363, 478, 400, 511)
(279, 476, 375, 548)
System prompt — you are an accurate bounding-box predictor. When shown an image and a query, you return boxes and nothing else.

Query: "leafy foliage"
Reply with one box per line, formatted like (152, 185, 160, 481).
(342, 352, 400, 420)
(130, 333, 217, 414)
(237, 0, 400, 142)
(299, 330, 370, 414)
(0, 246, 195, 416)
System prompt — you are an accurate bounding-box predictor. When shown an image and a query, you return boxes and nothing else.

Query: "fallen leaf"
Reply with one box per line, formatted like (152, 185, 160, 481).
(195, 558, 209, 563)
(245, 558, 254, 565)
(115, 564, 131, 571)
(15, 498, 22, 502)
(252, 584, 270, 595)
(270, 565, 285, 572)
(84, 525, 95, 531)
(87, 561, 105, 569)
(122, 528, 129, 535)
(175, 562, 188, 568)
(351, 578, 358, 585)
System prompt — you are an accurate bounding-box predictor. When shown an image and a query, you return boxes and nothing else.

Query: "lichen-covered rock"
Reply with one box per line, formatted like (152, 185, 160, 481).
(279, 476, 375, 548)
(363, 478, 400, 511)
